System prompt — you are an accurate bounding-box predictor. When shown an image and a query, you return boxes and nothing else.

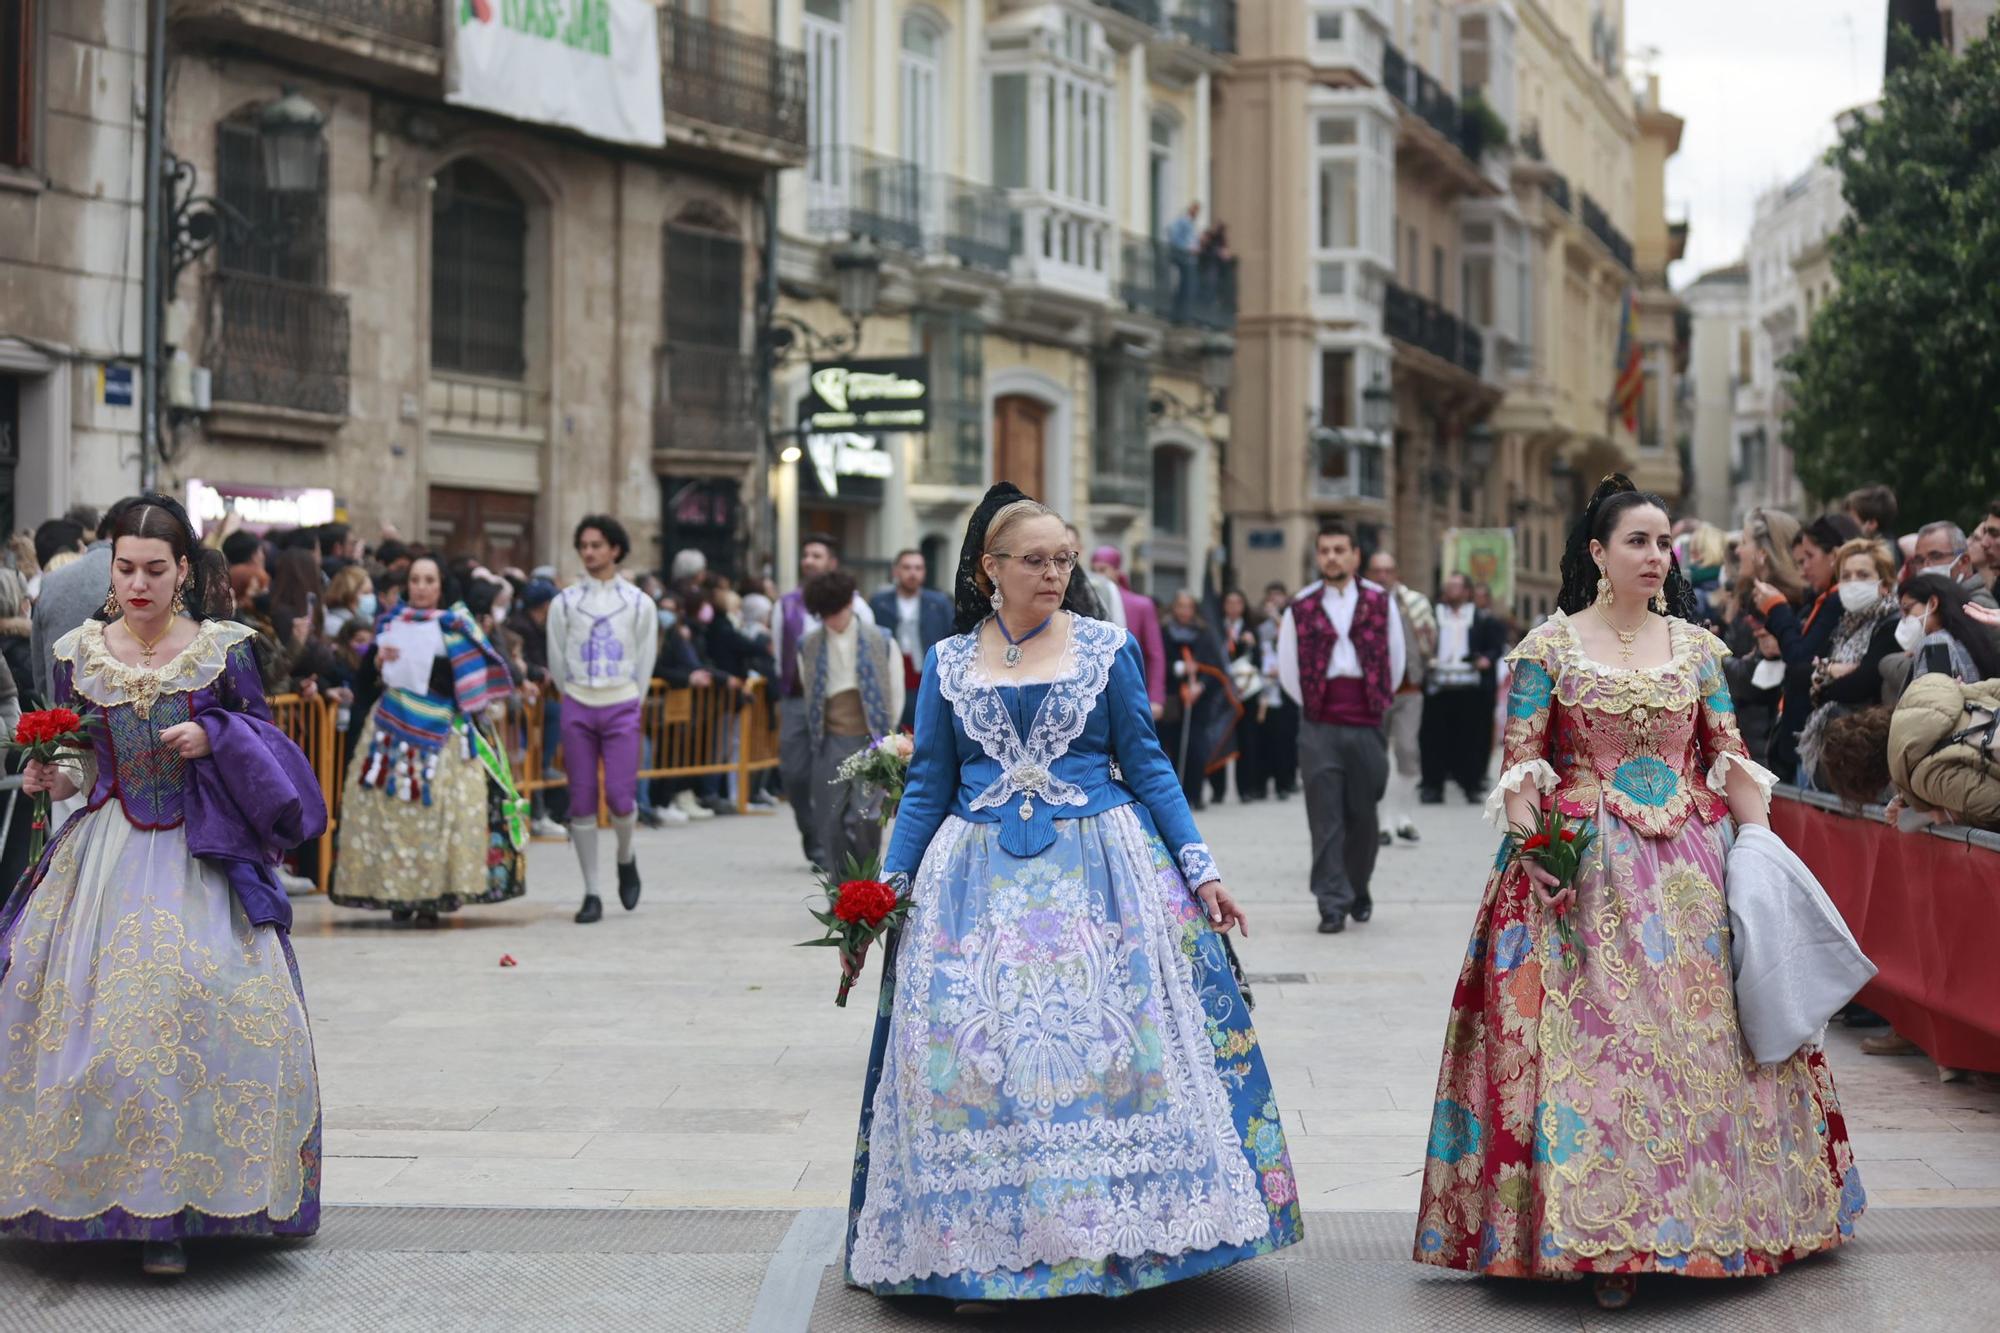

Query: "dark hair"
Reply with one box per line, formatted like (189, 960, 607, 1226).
(33, 518, 85, 569)
(801, 531, 841, 562)
(100, 492, 212, 622)
(272, 526, 320, 554)
(1897, 572, 2000, 680)
(574, 514, 631, 563)
(195, 549, 234, 619)
(1845, 484, 1898, 531)
(268, 547, 324, 642)
(1799, 513, 1861, 556)
(221, 530, 263, 567)
(1264, 581, 1290, 598)
(1818, 706, 1895, 809)
(1315, 520, 1355, 546)
(318, 522, 351, 551)
(405, 554, 464, 610)
(803, 568, 858, 618)
(462, 578, 501, 621)
(1557, 474, 1694, 618)
(64, 503, 101, 535)
(375, 538, 411, 568)
(893, 548, 923, 565)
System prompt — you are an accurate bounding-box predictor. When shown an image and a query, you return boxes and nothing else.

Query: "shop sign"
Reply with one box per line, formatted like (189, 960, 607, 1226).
(804, 431, 894, 499)
(186, 480, 336, 537)
(446, 0, 666, 148)
(803, 357, 928, 435)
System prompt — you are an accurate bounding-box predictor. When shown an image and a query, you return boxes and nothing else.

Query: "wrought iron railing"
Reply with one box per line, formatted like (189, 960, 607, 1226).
(1101, 0, 1164, 25)
(1119, 233, 1237, 329)
(1544, 171, 1573, 214)
(937, 175, 1012, 273)
(1381, 40, 1478, 161)
(659, 8, 808, 151)
(207, 269, 351, 416)
(1580, 191, 1635, 271)
(171, 0, 442, 46)
(807, 147, 924, 252)
(1169, 0, 1236, 53)
(1383, 281, 1481, 377)
(654, 341, 759, 455)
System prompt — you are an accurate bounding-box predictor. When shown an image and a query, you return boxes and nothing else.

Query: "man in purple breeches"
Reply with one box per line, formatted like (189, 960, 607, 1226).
(547, 515, 657, 924)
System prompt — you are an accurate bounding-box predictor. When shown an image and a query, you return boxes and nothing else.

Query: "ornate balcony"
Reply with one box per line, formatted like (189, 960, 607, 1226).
(1119, 233, 1236, 329)
(205, 269, 351, 420)
(659, 8, 808, 164)
(934, 175, 1013, 275)
(654, 342, 759, 458)
(1384, 281, 1482, 377)
(1168, 0, 1237, 54)
(1580, 191, 1636, 271)
(168, 0, 442, 90)
(808, 147, 924, 253)
(1381, 40, 1485, 173)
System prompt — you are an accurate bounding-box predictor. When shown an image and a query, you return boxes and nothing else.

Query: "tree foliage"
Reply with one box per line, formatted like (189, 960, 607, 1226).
(1784, 20, 2000, 525)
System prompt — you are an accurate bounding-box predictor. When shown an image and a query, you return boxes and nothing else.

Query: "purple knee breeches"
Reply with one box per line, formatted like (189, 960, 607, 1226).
(561, 696, 642, 817)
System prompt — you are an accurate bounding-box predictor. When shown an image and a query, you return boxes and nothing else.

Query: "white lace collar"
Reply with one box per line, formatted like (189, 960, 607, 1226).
(934, 613, 1125, 812)
(56, 618, 255, 717)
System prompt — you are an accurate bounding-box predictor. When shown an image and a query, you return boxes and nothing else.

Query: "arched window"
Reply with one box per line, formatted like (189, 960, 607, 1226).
(900, 12, 943, 174)
(664, 204, 744, 348)
(430, 159, 527, 379)
(215, 104, 328, 283)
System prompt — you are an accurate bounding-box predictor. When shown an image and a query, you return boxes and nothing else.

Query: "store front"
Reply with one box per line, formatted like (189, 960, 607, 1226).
(658, 475, 746, 581)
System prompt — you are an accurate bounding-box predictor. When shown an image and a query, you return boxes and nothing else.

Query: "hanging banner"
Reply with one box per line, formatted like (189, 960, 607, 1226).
(1440, 527, 1517, 607)
(446, 0, 666, 149)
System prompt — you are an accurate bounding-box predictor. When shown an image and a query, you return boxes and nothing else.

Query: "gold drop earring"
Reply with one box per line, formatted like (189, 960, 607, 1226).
(171, 581, 188, 616)
(1652, 590, 1668, 615)
(101, 588, 120, 617)
(1596, 570, 1613, 607)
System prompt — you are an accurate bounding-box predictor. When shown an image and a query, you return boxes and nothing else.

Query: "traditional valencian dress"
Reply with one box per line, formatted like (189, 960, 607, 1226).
(846, 613, 1301, 1300)
(1414, 612, 1865, 1278)
(333, 605, 525, 915)
(0, 619, 323, 1242)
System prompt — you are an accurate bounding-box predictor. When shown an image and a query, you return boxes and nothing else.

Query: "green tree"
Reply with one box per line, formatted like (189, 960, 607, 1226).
(1784, 21, 2000, 524)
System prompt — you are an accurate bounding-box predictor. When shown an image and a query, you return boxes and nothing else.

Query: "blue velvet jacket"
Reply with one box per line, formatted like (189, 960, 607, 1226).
(882, 614, 1221, 891)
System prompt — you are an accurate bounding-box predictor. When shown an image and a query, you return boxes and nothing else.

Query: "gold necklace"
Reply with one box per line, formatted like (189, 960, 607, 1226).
(123, 616, 171, 664)
(1595, 604, 1647, 663)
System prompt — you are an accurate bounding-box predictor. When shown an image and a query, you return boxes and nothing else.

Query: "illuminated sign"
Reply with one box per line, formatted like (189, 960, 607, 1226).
(803, 356, 929, 434)
(804, 432, 894, 498)
(186, 480, 336, 536)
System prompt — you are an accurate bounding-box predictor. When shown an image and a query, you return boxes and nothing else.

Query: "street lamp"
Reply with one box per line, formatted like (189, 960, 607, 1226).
(1466, 422, 1496, 472)
(164, 89, 325, 296)
(830, 237, 883, 339)
(257, 87, 327, 194)
(1199, 333, 1235, 396)
(1361, 370, 1394, 437)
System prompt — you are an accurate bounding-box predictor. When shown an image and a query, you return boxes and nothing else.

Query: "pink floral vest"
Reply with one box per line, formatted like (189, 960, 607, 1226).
(1294, 583, 1394, 725)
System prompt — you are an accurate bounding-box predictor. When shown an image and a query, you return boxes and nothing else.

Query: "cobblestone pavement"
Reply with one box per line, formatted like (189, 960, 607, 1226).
(4, 788, 1996, 1329)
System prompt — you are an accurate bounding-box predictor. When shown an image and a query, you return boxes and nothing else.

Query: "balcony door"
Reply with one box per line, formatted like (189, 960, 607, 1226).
(993, 394, 1048, 495)
(804, 0, 848, 203)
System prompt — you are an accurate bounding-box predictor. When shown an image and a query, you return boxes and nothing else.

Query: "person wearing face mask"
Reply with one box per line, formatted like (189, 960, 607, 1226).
(1767, 513, 1865, 781)
(1886, 573, 2000, 693)
(1794, 541, 1902, 787)
(322, 564, 376, 639)
(546, 516, 657, 925)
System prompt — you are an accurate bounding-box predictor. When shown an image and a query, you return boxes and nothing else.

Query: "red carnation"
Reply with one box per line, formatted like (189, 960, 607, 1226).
(1521, 832, 1550, 852)
(7, 707, 96, 861)
(1559, 827, 1578, 843)
(833, 879, 898, 928)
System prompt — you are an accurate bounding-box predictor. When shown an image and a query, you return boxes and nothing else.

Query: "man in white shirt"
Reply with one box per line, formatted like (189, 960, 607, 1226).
(798, 568, 904, 875)
(1419, 573, 1507, 806)
(1277, 522, 1407, 933)
(1366, 551, 1436, 844)
(547, 515, 658, 925)
(773, 534, 875, 866)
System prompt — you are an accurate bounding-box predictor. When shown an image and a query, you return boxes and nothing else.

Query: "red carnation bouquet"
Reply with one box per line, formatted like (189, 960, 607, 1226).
(798, 854, 909, 1007)
(8, 706, 98, 861)
(1505, 805, 1595, 965)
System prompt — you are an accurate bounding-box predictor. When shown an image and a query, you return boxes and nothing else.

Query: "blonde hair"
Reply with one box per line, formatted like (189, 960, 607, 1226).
(1833, 536, 1896, 587)
(1685, 522, 1728, 570)
(326, 562, 372, 611)
(976, 498, 1065, 599)
(1743, 508, 1805, 603)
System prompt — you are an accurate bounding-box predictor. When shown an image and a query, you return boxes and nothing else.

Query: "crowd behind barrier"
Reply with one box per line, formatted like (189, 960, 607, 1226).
(269, 678, 780, 892)
(1770, 785, 2000, 1073)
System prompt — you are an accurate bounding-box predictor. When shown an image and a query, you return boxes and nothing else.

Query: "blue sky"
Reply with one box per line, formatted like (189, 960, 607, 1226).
(1626, 0, 1888, 283)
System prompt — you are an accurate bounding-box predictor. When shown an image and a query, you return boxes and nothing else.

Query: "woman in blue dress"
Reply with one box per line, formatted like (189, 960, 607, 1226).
(843, 484, 1301, 1301)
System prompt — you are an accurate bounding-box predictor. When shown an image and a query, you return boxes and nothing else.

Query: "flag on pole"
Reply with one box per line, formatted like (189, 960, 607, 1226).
(1612, 287, 1644, 434)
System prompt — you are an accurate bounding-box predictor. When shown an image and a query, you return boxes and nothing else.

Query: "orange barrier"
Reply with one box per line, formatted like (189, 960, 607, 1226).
(270, 679, 782, 892)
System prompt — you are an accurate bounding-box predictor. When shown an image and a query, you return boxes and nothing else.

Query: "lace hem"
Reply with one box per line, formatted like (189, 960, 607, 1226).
(1483, 759, 1559, 827)
(1706, 750, 1780, 801)
(1178, 842, 1221, 890)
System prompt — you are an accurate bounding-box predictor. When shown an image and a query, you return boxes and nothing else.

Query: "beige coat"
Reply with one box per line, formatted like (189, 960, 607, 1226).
(1888, 674, 2000, 831)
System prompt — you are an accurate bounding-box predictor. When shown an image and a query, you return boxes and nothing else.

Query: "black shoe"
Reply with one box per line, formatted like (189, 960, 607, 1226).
(636, 808, 664, 830)
(1462, 787, 1483, 805)
(1317, 916, 1346, 934)
(1275, 788, 1293, 801)
(1419, 788, 1445, 805)
(574, 894, 603, 924)
(1351, 901, 1373, 924)
(1378, 829, 1392, 847)
(141, 1240, 187, 1277)
(389, 908, 414, 923)
(617, 860, 641, 911)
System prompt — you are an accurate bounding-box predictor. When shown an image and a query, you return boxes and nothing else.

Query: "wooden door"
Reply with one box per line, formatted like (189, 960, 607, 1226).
(992, 394, 1048, 494)
(427, 486, 537, 572)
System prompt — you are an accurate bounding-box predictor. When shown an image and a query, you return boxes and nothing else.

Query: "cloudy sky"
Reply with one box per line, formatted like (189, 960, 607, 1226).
(1626, 0, 1887, 283)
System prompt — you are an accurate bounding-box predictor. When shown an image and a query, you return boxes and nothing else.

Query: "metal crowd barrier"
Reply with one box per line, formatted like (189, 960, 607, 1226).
(268, 678, 780, 892)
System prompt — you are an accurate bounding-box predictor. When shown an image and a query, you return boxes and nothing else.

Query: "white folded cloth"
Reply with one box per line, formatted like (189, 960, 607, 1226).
(1724, 824, 1878, 1065)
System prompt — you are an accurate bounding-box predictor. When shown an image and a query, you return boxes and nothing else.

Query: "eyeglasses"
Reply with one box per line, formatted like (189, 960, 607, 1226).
(993, 551, 1079, 577)
(1912, 548, 1964, 568)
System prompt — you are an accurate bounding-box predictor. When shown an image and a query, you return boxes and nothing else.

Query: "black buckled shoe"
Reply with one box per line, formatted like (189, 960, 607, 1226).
(617, 860, 642, 911)
(1317, 916, 1346, 934)
(574, 894, 603, 925)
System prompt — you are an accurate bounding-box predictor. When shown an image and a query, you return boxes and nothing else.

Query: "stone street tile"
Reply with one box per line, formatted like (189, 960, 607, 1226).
(1281, 1134, 1428, 1166)
(353, 1184, 635, 1208)
(1851, 1158, 1954, 1190)
(1852, 1131, 2000, 1161)
(321, 1154, 415, 1198)
(472, 1105, 809, 1134)
(387, 1153, 811, 1195)
(575, 1132, 846, 1161)
(324, 1129, 592, 1160)
(322, 1104, 501, 1132)
(1932, 1159, 2000, 1189)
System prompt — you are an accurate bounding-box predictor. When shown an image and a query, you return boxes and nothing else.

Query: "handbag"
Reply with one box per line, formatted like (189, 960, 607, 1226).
(1723, 824, 1877, 1065)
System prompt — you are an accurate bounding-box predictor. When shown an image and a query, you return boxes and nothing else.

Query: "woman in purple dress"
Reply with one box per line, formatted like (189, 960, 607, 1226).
(1, 496, 325, 1277)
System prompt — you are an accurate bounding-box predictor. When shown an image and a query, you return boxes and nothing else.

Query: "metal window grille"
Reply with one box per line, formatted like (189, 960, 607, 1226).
(431, 160, 528, 380)
(215, 116, 329, 285)
(664, 224, 744, 348)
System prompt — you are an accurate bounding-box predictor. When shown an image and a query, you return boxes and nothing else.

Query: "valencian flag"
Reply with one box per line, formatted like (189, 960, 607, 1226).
(1612, 286, 1643, 433)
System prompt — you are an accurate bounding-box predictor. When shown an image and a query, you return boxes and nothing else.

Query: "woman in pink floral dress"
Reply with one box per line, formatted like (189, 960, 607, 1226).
(1413, 477, 1863, 1309)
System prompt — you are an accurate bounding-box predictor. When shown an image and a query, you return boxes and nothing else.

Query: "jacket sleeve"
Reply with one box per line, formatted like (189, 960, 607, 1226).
(882, 645, 955, 886)
(1107, 633, 1217, 891)
(1135, 603, 1167, 707)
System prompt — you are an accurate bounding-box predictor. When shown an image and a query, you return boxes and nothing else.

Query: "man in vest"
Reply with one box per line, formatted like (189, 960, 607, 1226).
(798, 568, 904, 876)
(1278, 521, 1406, 934)
(772, 534, 875, 866)
(1367, 550, 1436, 843)
(547, 515, 658, 925)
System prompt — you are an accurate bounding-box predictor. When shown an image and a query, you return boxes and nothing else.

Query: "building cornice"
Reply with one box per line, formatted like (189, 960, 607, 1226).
(1514, 0, 1637, 143)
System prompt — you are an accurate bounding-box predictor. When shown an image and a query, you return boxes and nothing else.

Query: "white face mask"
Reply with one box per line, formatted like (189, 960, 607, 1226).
(1895, 614, 1927, 654)
(1837, 582, 1880, 615)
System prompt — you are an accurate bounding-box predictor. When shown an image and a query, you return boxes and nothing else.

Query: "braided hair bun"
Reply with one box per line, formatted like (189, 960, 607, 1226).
(1555, 473, 1694, 620)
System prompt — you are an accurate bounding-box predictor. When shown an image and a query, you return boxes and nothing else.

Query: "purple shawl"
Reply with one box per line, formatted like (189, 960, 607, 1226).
(187, 706, 330, 931)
